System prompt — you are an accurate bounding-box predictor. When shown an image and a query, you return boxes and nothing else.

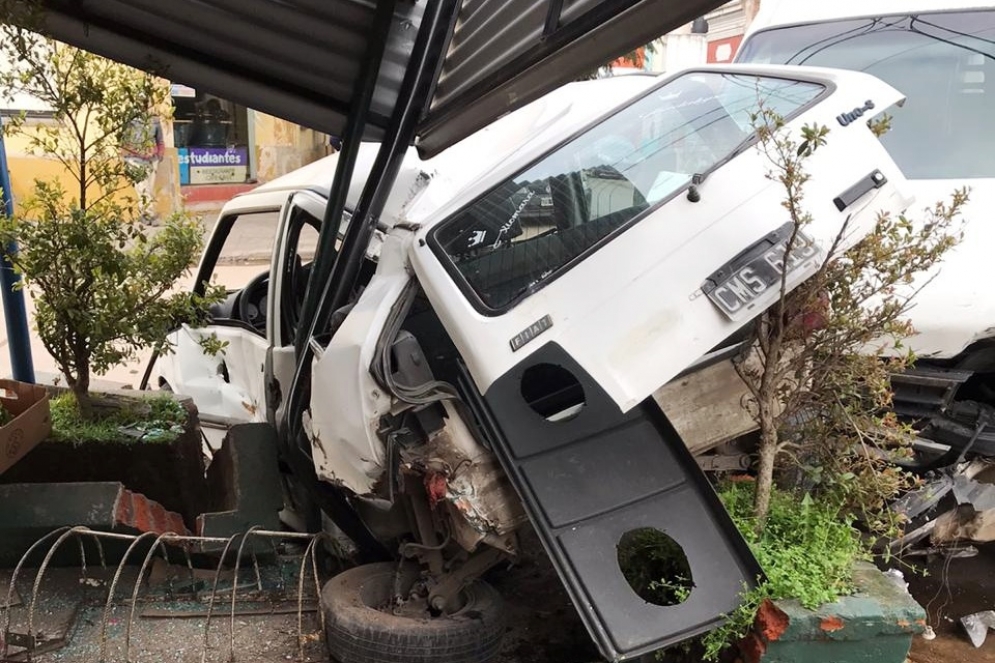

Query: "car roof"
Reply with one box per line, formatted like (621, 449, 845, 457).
(747, 0, 995, 36)
(219, 74, 660, 223)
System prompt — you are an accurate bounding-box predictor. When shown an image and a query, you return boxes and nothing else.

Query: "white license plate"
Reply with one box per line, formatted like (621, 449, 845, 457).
(705, 231, 820, 321)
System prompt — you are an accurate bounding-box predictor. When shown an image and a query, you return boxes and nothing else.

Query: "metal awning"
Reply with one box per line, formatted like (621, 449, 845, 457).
(17, 0, 723, 158)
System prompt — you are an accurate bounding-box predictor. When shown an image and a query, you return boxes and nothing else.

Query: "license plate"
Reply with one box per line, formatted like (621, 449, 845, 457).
(539, 195, 553, 207)
(704, 229, 820, 321)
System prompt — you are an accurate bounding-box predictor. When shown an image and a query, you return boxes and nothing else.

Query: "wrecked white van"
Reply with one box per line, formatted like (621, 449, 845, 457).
(153, 66, 912, 661)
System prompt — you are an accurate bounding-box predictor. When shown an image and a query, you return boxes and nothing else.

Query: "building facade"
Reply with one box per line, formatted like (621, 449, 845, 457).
(644, 1, 751, 73)
(1, 83, 331, 216)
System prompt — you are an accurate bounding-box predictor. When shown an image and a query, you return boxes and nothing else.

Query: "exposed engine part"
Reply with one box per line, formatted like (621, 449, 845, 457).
(371, 282, 459, 406)
(427, 547, 507, 613)
(371, 320, 526, 556)
(891, 365, 973, 420)
(400, 401, 526, 555)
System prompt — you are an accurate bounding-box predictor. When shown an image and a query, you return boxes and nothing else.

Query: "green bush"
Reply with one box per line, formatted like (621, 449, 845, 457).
(697, 481, 868, 660)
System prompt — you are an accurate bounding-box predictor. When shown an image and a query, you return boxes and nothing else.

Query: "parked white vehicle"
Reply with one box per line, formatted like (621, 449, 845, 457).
(737, 0, 995, 461)
(153, 66, 912, 661)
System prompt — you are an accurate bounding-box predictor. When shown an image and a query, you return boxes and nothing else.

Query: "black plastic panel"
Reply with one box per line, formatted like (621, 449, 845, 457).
(460, 342, 762, 661)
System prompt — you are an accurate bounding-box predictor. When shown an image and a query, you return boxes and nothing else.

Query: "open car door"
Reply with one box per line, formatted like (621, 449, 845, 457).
(155, 209, 278, 429)
(410, 64, 913, 660)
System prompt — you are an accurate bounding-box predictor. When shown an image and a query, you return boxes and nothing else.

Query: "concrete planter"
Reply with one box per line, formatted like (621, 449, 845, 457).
(0, 388, 207, 525)
(741, 562, 926, 663)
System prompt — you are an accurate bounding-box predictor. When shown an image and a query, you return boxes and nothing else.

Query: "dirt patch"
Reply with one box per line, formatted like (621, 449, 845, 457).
(488, 526, 601, 663)
(903, 542, 995, 663)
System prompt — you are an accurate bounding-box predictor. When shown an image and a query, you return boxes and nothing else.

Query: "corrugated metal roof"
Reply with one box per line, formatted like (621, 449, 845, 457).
(13, 0, 724, 157)
(419, 0, 723, 155)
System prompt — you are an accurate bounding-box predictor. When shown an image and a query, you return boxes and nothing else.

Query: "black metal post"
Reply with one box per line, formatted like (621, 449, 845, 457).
(276, 0, 405, 560)
(293, 0, 401, 359)
(0, 114, 35, 383)
(284, 0, 459, 447)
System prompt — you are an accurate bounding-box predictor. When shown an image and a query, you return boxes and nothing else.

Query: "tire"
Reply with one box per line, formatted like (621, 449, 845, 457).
(322, 562, 506, 663)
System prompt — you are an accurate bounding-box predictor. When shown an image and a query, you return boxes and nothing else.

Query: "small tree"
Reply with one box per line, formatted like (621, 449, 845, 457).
(0, 27, 219, 418)
(734, 105, 966, 531)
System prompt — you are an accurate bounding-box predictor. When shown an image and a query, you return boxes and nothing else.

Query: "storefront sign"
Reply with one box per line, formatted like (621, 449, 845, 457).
(178, 147, 249, 185)
(707, 35, 743, 64)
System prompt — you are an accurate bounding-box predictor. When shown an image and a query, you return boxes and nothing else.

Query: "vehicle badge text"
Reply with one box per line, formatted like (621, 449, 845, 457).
(509, 315, 553, 352)
(837, 99, 875, 127)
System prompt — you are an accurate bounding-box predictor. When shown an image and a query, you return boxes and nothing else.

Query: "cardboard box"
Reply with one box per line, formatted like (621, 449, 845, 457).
(0, 379, 51, 475)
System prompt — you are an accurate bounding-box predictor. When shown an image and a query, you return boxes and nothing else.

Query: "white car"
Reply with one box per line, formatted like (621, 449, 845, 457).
(736, 0, 995, 462)
(151, 66, 913, 661)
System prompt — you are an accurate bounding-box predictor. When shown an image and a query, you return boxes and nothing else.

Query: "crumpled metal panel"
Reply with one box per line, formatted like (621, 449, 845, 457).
(23, 0, 424, 141)
(15, 0, 725, 157)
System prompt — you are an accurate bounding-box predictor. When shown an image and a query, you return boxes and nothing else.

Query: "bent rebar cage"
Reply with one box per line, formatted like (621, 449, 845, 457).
(0, 527, 333, 663)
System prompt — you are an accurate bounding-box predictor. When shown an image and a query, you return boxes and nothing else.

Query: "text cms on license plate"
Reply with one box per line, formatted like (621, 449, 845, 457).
(705, 232, 820, 321)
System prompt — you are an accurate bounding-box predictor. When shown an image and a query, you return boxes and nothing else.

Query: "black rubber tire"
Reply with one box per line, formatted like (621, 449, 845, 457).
(322, 562, 506, 663)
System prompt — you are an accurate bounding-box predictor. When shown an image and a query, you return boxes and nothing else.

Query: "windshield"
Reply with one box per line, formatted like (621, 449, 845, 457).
(431, 71, 824, 312)
(738, 10, 995, 180)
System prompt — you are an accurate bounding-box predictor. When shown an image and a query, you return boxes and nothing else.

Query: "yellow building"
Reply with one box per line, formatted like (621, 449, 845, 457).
(2, 85, 331, 216)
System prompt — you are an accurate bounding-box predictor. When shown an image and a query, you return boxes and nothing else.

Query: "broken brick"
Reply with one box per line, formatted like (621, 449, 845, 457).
(755, 599, 789, 642)
(115, 487, 191, 537)
(820, 616, 845, 633)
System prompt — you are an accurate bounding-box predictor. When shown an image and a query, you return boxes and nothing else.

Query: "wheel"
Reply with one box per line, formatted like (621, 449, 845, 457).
(321, 562, 506, 663)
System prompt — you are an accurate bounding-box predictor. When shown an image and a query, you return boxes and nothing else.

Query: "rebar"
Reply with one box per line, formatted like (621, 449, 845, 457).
(201, 532, 245, 663)
(228, 525, 263, 661)
(100, 532, 158, 662)
(1, 526, 71, 658)
(125, 532, 179, 662)
(5, 527, 327, 663)
(27, 526, 96, 660)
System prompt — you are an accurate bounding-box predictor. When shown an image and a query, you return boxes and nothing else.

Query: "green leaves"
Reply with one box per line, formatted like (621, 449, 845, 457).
(0, 185, 222, 417)
(736, 96, 966, 533)
(699, 482, 868, 660)
(0, 27, 170, 206)
(0, 30, 210, 417)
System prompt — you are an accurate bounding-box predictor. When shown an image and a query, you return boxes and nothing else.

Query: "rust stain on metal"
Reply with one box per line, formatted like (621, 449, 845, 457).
(424, 472, 448, 509)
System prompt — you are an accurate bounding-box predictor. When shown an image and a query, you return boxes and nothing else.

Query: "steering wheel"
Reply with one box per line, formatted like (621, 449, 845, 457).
(237, 270, 270, 334)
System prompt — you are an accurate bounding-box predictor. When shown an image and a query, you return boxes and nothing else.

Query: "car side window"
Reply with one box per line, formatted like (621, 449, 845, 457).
(278, 207, 321, 344)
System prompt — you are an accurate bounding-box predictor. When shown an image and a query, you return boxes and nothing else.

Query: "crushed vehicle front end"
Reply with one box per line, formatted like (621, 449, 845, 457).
(306, 63, 914, 660)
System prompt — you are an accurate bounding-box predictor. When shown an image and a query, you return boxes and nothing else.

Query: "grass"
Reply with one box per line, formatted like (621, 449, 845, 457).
(693, 480, 868, 660)
(49, 392, 188, 444)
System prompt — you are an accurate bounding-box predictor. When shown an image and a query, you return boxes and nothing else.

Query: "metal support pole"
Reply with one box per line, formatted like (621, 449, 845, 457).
(0, 114, 35, 383)
(285, 0, 459, 446)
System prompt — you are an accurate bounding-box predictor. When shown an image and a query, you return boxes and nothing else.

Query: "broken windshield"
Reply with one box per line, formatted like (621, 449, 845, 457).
(431, 71, 824, 312)
(737, 10, 995, 180)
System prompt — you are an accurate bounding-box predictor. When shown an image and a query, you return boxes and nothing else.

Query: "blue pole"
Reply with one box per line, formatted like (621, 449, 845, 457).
(0, 114, 36, 383)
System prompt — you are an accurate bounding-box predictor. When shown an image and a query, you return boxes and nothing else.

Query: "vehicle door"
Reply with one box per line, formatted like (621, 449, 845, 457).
(415, 65, 913, 412)
(266, 192, 328, 427)
(154, 197, 320, 429)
